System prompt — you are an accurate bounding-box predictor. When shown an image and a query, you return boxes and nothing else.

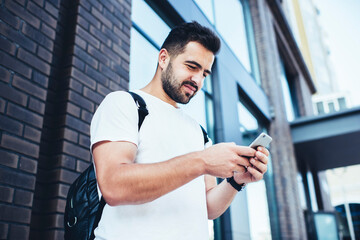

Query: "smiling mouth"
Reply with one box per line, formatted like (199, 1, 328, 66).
(182, 81, 198, 94)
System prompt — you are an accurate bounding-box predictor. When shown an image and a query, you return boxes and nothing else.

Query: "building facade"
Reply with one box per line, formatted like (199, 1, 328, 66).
(0, 0, 319, 239)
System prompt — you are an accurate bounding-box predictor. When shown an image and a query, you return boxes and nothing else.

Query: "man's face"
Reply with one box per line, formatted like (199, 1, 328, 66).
(161, 41, 215, 104)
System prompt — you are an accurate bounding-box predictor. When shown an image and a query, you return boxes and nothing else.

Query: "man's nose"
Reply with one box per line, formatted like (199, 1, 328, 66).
(191, 72, 204, 86)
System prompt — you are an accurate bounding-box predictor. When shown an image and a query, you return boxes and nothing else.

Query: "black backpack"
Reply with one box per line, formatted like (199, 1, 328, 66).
(64, 92, 149, 240)
(64, 91, 209, 240)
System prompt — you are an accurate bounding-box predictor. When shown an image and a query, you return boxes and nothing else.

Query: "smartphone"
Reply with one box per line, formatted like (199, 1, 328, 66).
(249, 133, 272, 149)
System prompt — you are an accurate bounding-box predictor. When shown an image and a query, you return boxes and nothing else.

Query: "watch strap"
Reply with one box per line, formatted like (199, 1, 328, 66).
(227, 177, 246, 191)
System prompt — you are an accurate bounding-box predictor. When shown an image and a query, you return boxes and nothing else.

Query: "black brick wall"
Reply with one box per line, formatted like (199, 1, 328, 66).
(0, 0, 131, 239)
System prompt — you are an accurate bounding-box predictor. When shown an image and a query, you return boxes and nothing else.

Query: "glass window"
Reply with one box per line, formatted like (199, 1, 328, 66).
(328, 102, 336, 113)
(316, 102, 325, 114)
(280, 59, 297, 121)
(230, 100, 272, 240)
(338, 97, 347, 110)
(130, 1, 171, 89)
(129, 28, 159, 90)
(132, 0, 171, 48)
(213, 0, 252, 72)
(193, 0, 215, 24)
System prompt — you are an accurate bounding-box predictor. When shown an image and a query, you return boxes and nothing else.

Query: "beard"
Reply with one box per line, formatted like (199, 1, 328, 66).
(161, 62, 198, 104)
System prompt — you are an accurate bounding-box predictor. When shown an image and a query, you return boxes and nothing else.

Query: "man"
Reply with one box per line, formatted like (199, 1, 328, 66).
(91, 21, 269, 239)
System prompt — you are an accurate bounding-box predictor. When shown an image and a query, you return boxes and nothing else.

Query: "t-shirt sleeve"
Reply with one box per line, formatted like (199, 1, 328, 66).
(90, 91, 139, 152)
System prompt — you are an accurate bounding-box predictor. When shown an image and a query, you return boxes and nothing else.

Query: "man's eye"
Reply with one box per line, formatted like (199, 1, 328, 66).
(187, 65, 196, 69)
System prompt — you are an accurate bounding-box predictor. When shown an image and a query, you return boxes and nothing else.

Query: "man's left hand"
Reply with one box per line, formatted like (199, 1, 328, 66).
(233, 146, 269, 184)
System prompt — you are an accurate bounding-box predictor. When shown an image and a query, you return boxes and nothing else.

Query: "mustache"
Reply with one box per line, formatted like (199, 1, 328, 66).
(182, 81, 198, 92)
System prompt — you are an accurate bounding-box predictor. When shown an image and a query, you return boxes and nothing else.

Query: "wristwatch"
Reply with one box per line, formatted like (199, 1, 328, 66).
(227, 177, 246, 191)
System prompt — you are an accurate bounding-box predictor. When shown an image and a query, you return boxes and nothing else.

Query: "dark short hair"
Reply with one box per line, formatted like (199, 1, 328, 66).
(161, 21, 221, 57)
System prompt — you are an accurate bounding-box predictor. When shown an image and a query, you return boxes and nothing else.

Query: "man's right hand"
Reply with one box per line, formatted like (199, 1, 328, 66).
(200, 142, 256, 178)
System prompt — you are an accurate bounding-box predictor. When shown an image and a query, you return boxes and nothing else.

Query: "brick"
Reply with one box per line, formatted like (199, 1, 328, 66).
(19, 156, 38, 174)
(37, 45, 53, 63)
(103, 8, 123, 31)
(27, 1, 57, 29)
(71, 67, 96, 91)
(113, 25, 129, 44)
(0, 186, 15, 203)
(89, 25, 111, 48)
(85, 65, 107, 85)
(81, 109, 93, 124)
(33, 0, 44, 7)
(33, 71, 49, 88)
(24, 125, 41, 142)
(72, 56, 85, 71)
(101, 25, 122, 47)
(83, 86, 103, 103)
(17, 47, 51, 75)
(73, 46, 98, 69)
(14, 189, 33, 207)
(88, 45, 110, 67)
(112, 42, 130, 62)
(60, 166, 84, 183)
(0, 21, 36, 54)
(44, 1, 58, 18)
(21, 23, 53, 51)
(0, 167, 36, 190)
(0, 223, 9, 240)
(109, 80, 123, 91)
(0, 7, 21, 29)
(111, 62, 128, 81)
(1, 133, 39, 158)
(75, 25, 100, 49)
(0, 52, 32, 79)
(0, 98, 5, 113)
(102, 0, 115, 13)
(79, 133, 90, 148)
(14, 0, 26, 6)
(63, 127, 78, 143)
(68, 90, 94, 112)
(41, 22, 56, 40)
(0, 114, 24, 136)
(88, 0, 103, 12)
(74, 35, 87, 50)
(121, 40, 130, 54)
(0, 66, 11, 83)
(100, 63, 121, 83)
(65, 115, 90, 135)
(91, 6, 112, 29)
(96, 83, 111, 96)
(78, 5, 101, 29)
(12, 74, 47, 100)
(77, 15, 89, 30)
(9, 223, 30, 239)
(0, 82, 28, 106)
(29, 97, 45, 114)
(66, 102, 81, 117)
(7, 103, 43, 128)
(100, 43, 121, 64)
(69, 78, 83, 93)
(5, 0, 40, 29)
(0, 36, 17, 55)
(76, 160, 89, 173)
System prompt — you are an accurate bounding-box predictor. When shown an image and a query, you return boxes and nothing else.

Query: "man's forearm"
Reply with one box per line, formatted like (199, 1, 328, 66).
(98, 151, 205, 206)
(206, 179, 239, 220)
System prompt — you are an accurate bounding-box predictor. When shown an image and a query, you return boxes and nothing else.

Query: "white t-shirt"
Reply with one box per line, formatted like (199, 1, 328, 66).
(90, 90, 210, 240)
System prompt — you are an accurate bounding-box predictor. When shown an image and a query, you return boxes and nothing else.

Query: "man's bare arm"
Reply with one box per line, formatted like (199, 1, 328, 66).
(93, 141, 256, 206)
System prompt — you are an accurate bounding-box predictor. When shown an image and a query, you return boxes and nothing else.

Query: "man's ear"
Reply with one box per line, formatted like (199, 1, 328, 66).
(158, 48, 170, 70)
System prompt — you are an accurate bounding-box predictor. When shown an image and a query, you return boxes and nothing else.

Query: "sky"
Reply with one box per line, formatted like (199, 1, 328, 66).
(313, 0, 360, 107)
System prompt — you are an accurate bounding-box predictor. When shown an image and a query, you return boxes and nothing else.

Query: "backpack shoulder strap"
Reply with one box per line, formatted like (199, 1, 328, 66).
(200, 125, 209, 145)
(129, 91, 149, 130)
(90, 91, 149, 240)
